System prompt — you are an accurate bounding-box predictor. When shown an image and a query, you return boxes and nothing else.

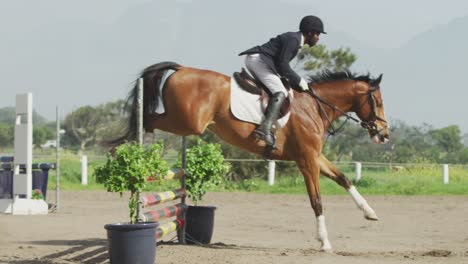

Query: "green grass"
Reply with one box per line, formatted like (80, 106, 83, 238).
(215, 166, 468, 195)
(20, 153, 468, 196)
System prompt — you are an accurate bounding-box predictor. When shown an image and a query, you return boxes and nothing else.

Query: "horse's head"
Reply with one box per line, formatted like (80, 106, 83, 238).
(353, 74, 389, 144)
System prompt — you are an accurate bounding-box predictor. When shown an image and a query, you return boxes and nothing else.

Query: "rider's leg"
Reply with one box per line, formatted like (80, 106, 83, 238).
(245, 54, 288, 148)
(254, 92, 285, 148)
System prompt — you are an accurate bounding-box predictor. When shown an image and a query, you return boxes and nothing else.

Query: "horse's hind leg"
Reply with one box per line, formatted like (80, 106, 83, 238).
(318, 154, 379, 221)
(297, 158, 332, 252)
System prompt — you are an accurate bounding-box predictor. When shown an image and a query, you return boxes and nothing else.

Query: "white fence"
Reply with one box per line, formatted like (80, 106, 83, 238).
(225, 159, 467, 186)
(30, 154, 466, 187)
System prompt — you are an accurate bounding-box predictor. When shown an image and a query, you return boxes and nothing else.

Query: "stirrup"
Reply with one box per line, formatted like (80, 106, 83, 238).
(254, 129, 277, 149)
(253, 128, 266, 138)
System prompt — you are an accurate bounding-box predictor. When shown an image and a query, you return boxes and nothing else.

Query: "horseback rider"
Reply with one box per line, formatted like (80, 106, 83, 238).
(239, 15, 326, 148)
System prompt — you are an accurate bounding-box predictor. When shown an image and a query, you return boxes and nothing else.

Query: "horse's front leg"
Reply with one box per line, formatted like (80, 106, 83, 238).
(318, 154, 378, 220)
(298, 158, 332, 252)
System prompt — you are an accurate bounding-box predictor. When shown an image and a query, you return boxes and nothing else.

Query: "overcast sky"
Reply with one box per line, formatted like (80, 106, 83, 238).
(0, 0, 468, 48)
(1, 0, 468, 132)
(289, 0, 468, 48)
(2, 0, 467, 48)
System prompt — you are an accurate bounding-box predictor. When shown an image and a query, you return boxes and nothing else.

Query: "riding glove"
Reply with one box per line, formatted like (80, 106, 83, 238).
(299, 78, 309, 91)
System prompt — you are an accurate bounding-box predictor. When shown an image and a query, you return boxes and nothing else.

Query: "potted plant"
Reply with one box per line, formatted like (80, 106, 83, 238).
(95, 142, 168, 264)
(177, 139, 231, 244)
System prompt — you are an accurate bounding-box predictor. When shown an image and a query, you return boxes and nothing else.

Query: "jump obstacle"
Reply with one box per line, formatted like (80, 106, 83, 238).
(140, 168, 187, 241)
(134, 78, 189, 243)
(0, 94, 50, 215)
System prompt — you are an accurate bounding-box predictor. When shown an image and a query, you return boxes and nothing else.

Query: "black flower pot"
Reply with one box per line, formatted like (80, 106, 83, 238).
(185, 205, 216, 245)
(104, 222, 158, 264)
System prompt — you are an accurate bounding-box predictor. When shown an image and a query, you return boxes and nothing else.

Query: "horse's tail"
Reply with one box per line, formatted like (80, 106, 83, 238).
(104, 61, 182, 147)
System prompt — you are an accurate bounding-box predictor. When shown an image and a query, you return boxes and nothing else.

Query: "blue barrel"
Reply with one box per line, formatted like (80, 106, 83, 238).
(0, 163, 53, 199)
(0, 169, 13, 199)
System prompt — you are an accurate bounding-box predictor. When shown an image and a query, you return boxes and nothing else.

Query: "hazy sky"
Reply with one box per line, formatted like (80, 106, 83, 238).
(290, 0, 468, 48)
(2, 0, 467, 48)
(1, 0, 468, 132)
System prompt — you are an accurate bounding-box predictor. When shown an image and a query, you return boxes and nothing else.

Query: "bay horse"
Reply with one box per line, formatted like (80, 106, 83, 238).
(111, 61, 389, 251)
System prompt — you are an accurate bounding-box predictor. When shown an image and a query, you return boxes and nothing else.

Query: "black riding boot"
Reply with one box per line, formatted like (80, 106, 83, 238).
(254, 92, 286, 149)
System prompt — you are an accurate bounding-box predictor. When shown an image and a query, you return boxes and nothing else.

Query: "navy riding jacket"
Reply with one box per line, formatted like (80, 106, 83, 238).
(239, 31, 303, 89)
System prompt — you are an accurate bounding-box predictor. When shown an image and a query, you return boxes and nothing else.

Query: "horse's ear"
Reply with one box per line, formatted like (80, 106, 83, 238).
(371, 74, 383, 88)
(375, 74, 383, 85)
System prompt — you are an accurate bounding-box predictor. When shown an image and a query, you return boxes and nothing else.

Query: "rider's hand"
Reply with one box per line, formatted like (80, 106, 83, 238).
(299, 78, 309, 91)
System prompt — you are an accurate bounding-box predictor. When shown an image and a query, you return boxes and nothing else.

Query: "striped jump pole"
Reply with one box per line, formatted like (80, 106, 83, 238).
(156, 219, 185, 239)
(139, 165, 187, 242)
(141, 189, 186, 207)
(141, 203, 187, 222)
(139, 187, 188, 241)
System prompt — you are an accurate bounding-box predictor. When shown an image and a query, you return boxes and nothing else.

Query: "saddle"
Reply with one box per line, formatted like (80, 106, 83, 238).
(233, 68, 291, 96)
(232, 68, 292, 118)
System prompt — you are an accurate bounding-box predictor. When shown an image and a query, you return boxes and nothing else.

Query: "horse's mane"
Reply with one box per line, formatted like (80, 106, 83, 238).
(307, 70, 374, 85)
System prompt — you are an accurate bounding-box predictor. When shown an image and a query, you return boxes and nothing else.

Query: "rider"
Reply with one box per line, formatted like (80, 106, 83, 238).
(239, 15, 326, 148)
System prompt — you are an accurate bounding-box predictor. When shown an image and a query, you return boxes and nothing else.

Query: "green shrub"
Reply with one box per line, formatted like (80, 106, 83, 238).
(177, 139, 231, 204)
(94, 142, 168, 223)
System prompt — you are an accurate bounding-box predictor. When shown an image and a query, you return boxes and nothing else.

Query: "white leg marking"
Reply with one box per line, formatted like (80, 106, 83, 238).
(316, 215, 332, 252)
(348, 186, 379, 220)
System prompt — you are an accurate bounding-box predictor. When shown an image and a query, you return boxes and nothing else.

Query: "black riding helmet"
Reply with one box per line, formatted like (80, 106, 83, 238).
(299, 15, 326, 34)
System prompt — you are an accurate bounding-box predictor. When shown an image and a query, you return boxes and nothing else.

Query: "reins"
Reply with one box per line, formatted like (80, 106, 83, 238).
(305, 84, 387, 137)
(306, 88, 360, 136)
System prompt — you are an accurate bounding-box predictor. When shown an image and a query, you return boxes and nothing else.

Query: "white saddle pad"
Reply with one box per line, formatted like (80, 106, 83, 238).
(229, 77, 292, 128)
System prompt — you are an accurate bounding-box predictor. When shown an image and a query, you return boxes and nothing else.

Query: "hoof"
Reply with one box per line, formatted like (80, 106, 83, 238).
(320, 247, 333, 253)
(363, 206, 379, 221)
(320, 245, 333, 253)
(365, 214, 379, 221)
(320, 241, 333, 252)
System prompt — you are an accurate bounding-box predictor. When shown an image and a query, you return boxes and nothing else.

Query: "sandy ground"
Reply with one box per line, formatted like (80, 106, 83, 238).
(0, 190, 467, 264)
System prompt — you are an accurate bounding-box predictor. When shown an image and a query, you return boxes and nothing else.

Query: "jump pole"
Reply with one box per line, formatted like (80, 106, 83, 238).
(55, 106, 61, 211)
(136, 78, 144, 220)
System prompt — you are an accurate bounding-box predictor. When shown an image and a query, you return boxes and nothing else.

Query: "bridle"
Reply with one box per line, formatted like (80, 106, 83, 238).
(306, 85, 387, 137)
(359, 88, 387, 137)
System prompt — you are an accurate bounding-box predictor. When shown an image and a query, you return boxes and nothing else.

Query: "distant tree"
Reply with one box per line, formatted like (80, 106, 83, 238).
(33, 127, 46, 148)
(325, 122, 367, 161)
(459, 148, 468, 164)
(62, 100, 129, 152)
(0, 107, 48, 125)
(385, 122, 436, 163)
(64, 106, 107, 153)
(0, 123, 14, 149)
(428, 125, 464, 163)
(429, 125, 463, 153)
(33, 126, 55, 148)
(96, 100, 128, 140)
(0, 107, 14, 124)
(296, 44, 357, 72)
